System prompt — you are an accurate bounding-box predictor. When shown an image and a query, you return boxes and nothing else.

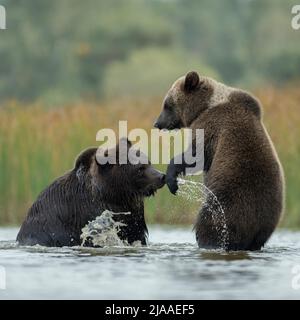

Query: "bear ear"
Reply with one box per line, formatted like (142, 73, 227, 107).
(95, 148, 114, 169)
(115, 138, 132, 164)
(75, 148, 97, 170)
(184, 71, 200, 92)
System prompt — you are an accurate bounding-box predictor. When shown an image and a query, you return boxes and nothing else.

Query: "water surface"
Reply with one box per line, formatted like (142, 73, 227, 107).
(0, 226, 300, 299)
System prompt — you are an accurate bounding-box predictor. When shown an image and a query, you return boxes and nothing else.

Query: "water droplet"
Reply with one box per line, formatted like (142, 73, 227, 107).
(177, 177, 229, 249)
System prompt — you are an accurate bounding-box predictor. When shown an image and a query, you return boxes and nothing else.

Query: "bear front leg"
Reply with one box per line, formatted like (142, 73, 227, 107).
(166, 139, 201, 194)
(166, 157, 185, 194)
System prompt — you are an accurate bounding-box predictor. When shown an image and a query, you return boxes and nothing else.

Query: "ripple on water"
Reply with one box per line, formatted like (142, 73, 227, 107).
(1, 227, 300, 299)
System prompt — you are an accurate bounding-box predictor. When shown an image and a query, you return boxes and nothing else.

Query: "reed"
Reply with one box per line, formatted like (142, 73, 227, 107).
(0, 85, 299, 227)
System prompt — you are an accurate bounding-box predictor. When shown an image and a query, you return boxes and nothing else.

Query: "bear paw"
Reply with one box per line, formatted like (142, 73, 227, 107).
(166, 175, 179, 195)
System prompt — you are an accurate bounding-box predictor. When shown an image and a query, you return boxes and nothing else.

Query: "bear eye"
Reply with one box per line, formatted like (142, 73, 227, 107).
(164, 103, 172, 111)
(164, 97, 174, 111)
(138, 166, 145, 174)
(165, 104, 172, 111)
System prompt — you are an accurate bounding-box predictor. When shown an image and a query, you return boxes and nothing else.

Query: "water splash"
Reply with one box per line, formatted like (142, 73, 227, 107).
(81, 210, 133, 247)
(177, 178, 229, 249)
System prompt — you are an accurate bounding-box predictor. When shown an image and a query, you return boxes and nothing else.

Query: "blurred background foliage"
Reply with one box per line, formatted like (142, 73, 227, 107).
(0, 0, 300, 227)
(0, 0, 299, 104)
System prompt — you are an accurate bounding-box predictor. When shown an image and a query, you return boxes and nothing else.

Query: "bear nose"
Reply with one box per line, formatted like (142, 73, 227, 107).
(161, 174, 166, 183)
(153, 121, 161, 129)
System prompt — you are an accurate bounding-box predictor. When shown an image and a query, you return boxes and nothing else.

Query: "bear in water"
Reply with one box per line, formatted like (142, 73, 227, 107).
(154, 71, 284, 251)
(17, 139, 165, 247)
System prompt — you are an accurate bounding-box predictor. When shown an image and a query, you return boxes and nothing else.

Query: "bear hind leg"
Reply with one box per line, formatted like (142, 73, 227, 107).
(247, 227, 275, 251)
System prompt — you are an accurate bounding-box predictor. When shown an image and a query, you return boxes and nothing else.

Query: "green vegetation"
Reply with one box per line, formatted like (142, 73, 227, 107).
(0, 85, 299, 227)
(0, 1, 299, 226)
(0, 0, 299, 104)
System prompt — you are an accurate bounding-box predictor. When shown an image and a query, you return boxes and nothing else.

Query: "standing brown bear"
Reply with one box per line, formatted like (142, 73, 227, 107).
(154, 71, 284, 251)
(17, 139, 165, 247)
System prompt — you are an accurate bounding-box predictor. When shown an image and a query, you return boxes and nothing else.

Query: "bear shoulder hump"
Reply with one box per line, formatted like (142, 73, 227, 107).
(230, 90, 262, 119)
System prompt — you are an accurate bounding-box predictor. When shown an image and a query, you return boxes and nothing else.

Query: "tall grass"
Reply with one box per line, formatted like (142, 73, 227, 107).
(257, 85, 300, 228)
(0, 85, 299, 227)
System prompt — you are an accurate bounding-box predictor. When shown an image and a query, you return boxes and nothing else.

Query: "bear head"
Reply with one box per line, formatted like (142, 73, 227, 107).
(74, 139, 165, 204)
(154, 71, 261, 130)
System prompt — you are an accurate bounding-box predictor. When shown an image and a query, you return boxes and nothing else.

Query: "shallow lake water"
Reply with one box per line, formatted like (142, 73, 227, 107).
(0, 226, 300, 299)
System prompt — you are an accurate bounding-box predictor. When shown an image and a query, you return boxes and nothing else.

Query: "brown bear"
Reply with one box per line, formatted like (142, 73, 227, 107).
(16, 139, 165, 247)
(154, 71, 284, 251)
